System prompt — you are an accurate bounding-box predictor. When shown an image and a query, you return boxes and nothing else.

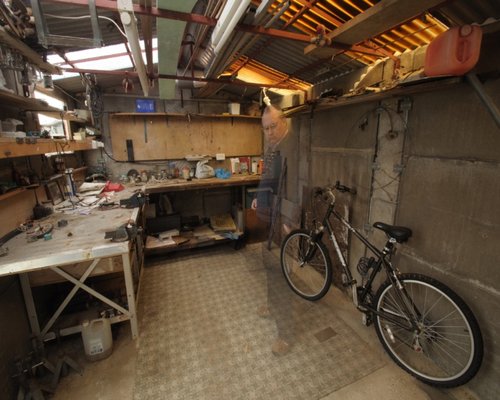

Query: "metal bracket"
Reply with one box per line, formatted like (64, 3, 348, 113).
(466, 73, 500, 129)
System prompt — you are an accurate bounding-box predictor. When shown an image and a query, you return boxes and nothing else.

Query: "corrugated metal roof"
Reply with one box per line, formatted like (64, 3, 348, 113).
(16, 0, 500, 99)
(215, 0, 500, 94)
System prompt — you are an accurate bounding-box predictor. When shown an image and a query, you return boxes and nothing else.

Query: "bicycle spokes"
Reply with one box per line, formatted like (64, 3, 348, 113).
(375, 276, 480, 386)
(281, 230, 332, 301)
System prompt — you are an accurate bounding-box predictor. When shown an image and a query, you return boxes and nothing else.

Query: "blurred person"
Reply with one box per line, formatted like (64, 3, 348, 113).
(252, 104, 294, 355)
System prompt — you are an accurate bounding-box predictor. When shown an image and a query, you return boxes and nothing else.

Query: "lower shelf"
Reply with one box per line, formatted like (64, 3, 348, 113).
(144, 225, 236, 255)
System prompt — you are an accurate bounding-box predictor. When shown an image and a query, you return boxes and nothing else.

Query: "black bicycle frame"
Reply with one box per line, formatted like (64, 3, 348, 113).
(319, 201, 419, 331)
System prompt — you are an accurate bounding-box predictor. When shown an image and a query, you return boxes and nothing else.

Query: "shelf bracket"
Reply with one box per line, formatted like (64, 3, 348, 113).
(466, 73, 500, 130)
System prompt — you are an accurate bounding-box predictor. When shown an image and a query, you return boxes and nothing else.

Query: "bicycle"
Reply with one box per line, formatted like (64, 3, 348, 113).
(280, 182, 483, 388)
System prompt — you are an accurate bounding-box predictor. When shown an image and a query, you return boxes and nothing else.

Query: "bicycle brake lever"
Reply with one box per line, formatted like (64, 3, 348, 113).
(335, 181, 357, 195)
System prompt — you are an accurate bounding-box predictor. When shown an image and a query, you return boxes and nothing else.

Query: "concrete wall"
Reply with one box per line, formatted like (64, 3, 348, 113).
(396, 78, 500, 399)
(290, 77, 500, 398)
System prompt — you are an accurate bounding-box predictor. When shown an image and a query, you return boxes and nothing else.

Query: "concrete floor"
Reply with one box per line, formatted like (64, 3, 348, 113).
(50, 247, 481, 400)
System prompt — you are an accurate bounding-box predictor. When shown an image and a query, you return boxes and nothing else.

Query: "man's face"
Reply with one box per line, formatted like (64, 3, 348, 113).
(262, 108, 288, 147)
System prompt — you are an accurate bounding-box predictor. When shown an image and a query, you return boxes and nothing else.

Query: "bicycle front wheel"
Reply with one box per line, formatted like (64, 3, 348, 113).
(280, 229, 332, 301)
(374, 273, 483, 387)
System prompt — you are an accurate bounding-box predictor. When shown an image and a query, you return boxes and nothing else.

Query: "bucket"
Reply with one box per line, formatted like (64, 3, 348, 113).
(424, 25, 482, 77)
(81, 318, 113, 361)
(228, 102, 240, 115)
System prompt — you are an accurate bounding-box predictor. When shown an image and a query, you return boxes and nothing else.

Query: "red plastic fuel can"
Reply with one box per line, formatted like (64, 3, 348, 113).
(424, 25, 482, 77)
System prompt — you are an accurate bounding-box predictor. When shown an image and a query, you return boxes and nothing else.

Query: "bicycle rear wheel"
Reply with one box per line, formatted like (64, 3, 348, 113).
(280, 229, 332, 301)
(373, 273, 483, 387)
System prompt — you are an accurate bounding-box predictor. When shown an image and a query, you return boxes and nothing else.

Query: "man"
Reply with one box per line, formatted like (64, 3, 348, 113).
(251, 105, 289, 215)
(252, 104, 294, 356)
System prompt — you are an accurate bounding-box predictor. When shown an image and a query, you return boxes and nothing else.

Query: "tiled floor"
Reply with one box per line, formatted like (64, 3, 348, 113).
(51, 243, 478, 400)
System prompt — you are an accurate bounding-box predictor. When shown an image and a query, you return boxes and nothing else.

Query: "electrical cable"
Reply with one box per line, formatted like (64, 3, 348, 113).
(262, 88, 271, 107)
(100, 145, 172, 166)
(44, 13, 127, 38)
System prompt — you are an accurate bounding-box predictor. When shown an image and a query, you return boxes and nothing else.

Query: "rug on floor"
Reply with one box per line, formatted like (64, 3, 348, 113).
(133, 244, 385, 400)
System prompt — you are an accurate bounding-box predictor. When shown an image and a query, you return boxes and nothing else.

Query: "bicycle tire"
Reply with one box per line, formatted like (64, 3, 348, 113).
(373, 273, 483, 387)
(280, 229, 332, 301)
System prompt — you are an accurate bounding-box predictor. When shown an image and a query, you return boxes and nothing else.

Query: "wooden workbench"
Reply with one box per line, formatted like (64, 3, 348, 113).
(143, 174, 261, 253)
(0, 189, 142, 341)
(145, 174, 261, 194)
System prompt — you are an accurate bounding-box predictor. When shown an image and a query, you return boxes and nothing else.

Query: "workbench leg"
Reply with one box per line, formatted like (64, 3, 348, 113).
(19, 273, 41, 337)
(122, 253, 138, 339)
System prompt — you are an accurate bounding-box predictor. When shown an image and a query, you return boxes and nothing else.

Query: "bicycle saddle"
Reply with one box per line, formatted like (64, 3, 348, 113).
(373, 222, 412, 243)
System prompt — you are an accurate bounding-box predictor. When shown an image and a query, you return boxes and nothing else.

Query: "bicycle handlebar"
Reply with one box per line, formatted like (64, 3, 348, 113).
(334, 181, 357, 195)
(314, 181, 357, 204)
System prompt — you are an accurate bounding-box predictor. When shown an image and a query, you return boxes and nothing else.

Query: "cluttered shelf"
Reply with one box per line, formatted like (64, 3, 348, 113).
(145, 225, 232, 254)
(0, 137, 95, 159)
(143, 174, 261, 254)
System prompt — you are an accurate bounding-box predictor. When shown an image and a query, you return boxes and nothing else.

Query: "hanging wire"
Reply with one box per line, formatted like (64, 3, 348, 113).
(44, 13, 127, 38)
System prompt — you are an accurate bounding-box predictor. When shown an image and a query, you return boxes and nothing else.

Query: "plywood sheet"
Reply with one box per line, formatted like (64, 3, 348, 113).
(109, 115, 262, 160)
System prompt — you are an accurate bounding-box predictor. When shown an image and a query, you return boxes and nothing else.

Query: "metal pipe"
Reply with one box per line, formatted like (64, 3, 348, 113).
(62, 67, 302, 89)
(466, 73, 500, 129)
(118, 0, 149, 96)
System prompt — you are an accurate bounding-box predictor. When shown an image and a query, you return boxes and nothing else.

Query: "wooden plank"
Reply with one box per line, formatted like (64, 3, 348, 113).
(112, 112, 260, 120)
(145, 175, 261, 194)
(330, 0, 445, 44)
(109, 114, 262, 161)
(28, 256, 123, 287)
(305, 0, 445, 55)
(0, 90, 61, 112)
(0, 187, 27, 201)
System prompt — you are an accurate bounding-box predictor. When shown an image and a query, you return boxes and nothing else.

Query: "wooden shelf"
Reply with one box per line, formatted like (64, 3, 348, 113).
(0, 138, 95, 159)
(38, 110, 89, 123)
(286, 76, 463, 116)
(110, 112, 260, 120)
(145, 226, 232, 255)
(0, 90, 61, 112)
(0, 187, 27, 201)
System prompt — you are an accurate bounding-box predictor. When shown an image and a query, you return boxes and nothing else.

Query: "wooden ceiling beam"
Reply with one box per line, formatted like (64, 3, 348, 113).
(328, 0, 446, 44)
(305, 0, 446, 56)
